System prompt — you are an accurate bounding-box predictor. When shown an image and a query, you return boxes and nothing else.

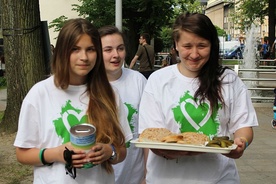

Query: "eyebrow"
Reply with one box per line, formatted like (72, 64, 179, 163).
(103, 44, 125, 49)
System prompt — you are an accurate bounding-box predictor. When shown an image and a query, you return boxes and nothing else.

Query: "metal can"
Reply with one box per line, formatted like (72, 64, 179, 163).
(70, 124, 96, 169)
(70, 124, 96, 151)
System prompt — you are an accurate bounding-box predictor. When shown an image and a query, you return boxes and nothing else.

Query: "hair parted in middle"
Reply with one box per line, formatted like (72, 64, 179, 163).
(51, 18, 125, 173)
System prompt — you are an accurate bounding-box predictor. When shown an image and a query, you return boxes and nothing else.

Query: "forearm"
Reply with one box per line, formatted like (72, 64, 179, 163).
(129, 56, 138, 69)
(129, 60, 136, 69)
(16, 147, 41, 166)
(234, 127, 253, 147)
(16, 146, 65, 166)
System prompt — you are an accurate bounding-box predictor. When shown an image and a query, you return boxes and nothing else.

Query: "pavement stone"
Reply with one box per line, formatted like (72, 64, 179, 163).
(0, 88, 6, 111)
(0, 89, 275, 183)
(236, 105, 276, 184)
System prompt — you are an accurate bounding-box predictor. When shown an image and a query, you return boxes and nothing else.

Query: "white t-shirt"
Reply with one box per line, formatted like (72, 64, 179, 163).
(139, 65, 258, 184)
(111, 68, 147, 184)
(14, 76, 133, 184)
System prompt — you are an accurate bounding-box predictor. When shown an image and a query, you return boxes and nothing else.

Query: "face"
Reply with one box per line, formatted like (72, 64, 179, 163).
(139, 36, 145, 45)
(69, 34, 97, 85)
(175, 30, 211, 78)
(101, 33, 125, 81)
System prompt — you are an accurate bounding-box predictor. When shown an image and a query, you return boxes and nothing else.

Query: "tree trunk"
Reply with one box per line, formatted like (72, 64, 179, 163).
(0, 0, 47, 133)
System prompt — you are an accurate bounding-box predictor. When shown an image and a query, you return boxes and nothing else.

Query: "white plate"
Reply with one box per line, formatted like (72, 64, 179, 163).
(130, 139, 237, 154)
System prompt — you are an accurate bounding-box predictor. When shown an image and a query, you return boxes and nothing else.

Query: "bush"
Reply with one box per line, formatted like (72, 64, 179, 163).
(0, 77, 6, 88)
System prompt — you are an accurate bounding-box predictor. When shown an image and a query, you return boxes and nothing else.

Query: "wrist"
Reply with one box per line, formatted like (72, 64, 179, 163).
(240, 137, 249, 150)
(39, 148, 54, 166)
(109, 144, 117, 161)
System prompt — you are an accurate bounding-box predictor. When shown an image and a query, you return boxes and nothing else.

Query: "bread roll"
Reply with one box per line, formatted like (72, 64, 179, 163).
(138, 128, 209, 145)
(177, 132, 209, 145)
(139, 128, 173, 142)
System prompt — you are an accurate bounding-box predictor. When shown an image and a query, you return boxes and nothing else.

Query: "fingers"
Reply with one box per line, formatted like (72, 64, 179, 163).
(222, 138, 245, 159)
(69, 144, 113, 167)
(151, 149, 201, 160)
(85, 144, 111, 165)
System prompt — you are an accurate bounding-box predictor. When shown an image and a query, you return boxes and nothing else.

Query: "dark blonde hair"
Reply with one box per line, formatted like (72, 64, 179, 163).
(51, 18, 125, 173)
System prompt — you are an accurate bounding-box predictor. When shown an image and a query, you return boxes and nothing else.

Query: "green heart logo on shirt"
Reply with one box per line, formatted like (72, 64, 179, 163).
(180, 98, 211, 130)
(62, 110, 87, 132)
(54, 100, 88, 143)
(172, 91, 220, 137)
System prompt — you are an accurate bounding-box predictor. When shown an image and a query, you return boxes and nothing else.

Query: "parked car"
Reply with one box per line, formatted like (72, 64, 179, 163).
(155, 52, 169, 65)
(224, 45, 244, 59)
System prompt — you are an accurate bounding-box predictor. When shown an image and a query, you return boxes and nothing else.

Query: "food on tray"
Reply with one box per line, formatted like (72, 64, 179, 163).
(178, 132, 209, 145)
(206, 136, 234, 148)
(161, 134, 183, 143)
(139, 128, 173, 142)
(139, 128, 209, 145)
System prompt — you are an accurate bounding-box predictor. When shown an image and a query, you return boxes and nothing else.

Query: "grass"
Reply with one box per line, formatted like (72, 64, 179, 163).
(221, 59, 239, 65)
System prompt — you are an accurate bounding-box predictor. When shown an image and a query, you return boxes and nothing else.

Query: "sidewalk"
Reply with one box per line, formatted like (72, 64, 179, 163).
(0, 89, 275, 183)
(236, 106, 276, 184)
(0, 88, 6, 111)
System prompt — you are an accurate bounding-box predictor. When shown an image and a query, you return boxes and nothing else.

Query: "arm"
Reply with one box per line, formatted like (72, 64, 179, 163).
(129, 55, 139, 69)
(16, 144, 87, 167)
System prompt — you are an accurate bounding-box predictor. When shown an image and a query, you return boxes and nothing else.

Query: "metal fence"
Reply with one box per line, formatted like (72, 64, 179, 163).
(230, 59, 276, 103)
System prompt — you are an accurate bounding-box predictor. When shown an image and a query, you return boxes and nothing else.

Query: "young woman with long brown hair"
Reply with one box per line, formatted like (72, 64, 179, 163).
(14, 18, 132, 184)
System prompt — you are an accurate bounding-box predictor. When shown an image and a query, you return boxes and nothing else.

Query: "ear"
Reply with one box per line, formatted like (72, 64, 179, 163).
(175, 42, 179, 51)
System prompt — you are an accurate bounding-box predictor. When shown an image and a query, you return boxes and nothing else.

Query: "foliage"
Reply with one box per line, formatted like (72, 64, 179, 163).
(173, 0, 202, 15)
(48, 15, 69, 32)
(159, 0, 203, 51)
(231, 0, 269, 31)
(49, 0, 205, 54)
(215, 25, 227, 37)
(0, 77, 6, 88)
(72, 0, 177, 36)
(160, 27, 174, 50)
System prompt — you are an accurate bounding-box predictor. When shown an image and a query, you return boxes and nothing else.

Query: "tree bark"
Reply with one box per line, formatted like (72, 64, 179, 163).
(0, 0, 47, 133)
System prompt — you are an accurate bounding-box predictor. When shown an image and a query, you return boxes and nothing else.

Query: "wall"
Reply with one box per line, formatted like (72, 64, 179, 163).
(39, 0, 81, 46)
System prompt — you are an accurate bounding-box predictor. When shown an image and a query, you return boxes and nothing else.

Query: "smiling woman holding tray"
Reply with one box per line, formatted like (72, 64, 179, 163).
(138, 12, 258, 184)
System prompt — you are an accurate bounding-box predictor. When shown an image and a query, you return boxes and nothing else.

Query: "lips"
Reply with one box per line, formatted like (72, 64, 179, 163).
(110, 61, 121, 67)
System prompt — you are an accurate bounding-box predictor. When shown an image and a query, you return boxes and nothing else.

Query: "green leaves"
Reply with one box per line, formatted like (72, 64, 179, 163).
(48, 15, 68, 32)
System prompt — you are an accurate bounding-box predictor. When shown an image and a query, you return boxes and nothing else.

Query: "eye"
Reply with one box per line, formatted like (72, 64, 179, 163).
(103, 48, 112, 53)
(72, 47, 80, 52)
(118, 46, 125, 51)
(198, 44, 209, 49)
(87, 47, 96, 52)
(183, 45, 191, 49)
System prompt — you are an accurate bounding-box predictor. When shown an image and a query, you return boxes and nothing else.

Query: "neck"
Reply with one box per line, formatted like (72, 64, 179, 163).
(106, 69, 123, 82)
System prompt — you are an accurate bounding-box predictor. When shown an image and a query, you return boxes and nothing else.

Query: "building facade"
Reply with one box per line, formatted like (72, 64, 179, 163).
(205, 0, 269, 43)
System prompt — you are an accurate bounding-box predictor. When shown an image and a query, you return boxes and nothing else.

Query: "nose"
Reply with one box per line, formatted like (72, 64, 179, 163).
(80, 50, 88, 61)
(112, 49, 120, 58)
(190, 47, 200, 59)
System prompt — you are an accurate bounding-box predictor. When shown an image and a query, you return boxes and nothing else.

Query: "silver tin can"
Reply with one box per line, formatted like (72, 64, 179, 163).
(70, 124, 96, 169)
(70, 124, 96, 150)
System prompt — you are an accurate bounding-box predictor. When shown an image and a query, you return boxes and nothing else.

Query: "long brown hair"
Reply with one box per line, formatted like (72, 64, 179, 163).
(173, 12, 227, 113)
(51, 18, 125, 173)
